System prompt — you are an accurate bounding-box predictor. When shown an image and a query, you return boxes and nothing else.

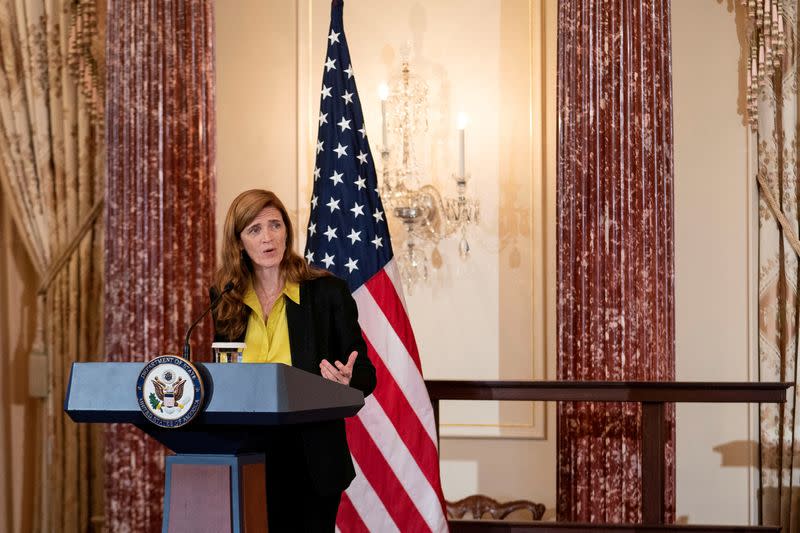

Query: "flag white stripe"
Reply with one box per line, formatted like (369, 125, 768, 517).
(359, 395, 449, 532)
(353, 284, 438, 444)
(345, 457, 401, 533)
(382, 259, 410, 313)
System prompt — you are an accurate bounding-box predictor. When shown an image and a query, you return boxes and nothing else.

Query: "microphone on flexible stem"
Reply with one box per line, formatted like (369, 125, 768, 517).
(182, 281, 234, 361)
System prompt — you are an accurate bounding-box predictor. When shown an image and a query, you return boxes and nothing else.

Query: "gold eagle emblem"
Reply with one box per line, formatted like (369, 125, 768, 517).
(152, 376, 186, 401)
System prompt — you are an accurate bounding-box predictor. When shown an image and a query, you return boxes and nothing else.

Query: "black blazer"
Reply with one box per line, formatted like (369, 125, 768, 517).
(213, 275, 376, 494)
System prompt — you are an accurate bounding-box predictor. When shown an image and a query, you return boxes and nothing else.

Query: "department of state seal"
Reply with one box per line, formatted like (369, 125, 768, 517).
(136, 355, 204, 428)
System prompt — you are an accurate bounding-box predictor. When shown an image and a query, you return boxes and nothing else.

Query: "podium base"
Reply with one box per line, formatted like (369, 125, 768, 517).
(163, 453, 267, 533)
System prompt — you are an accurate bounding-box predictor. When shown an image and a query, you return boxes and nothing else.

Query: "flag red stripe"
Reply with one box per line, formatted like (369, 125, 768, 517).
(345, 415, 433, 533)
(365, 336, 444, 498)
(336, 493, 370, 533)
(365, 269, 422, 371)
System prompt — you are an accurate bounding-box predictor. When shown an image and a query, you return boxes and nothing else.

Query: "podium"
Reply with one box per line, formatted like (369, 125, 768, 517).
(64, 362, 365, 533)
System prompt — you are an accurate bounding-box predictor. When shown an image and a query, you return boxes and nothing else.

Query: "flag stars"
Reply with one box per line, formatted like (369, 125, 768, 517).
(347, 229, 362, 244)
(345, 257, 359, 273)
(323, 225, 338, 241)
(321, 84, 332, 100)
(329, 170, 344, 186)
(326, 197, 341, 212)
(333, 143, 348, 158)
(350, 202, 364, 218)
(307, 25, 392, 281)
(338, 117, 352, 132)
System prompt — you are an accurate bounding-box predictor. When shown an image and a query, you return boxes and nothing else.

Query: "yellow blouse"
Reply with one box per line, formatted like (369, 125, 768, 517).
(241, 280, 299, 364)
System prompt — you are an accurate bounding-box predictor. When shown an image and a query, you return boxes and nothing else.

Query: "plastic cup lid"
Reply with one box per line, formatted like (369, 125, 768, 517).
(211, 342, 246, 350)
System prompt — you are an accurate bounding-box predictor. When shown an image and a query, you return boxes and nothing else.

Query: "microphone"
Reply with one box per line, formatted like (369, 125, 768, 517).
(182, 281, 234, 361)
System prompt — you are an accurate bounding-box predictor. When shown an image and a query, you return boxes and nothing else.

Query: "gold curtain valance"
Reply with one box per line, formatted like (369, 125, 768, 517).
(744, 0, 789, 129)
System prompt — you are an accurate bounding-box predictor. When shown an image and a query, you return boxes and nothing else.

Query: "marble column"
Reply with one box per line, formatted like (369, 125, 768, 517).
(557, 0, 675, 522)
(103, 1, 216, 530)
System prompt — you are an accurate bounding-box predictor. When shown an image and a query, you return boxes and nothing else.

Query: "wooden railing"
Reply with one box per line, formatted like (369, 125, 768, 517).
(425, 380, 791, 533)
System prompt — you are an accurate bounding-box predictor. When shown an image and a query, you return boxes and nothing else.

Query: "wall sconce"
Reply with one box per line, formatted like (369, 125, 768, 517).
(378, 58, 480, 289)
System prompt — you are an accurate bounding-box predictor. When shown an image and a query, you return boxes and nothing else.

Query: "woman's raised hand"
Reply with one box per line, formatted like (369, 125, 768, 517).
(320, 351, 358, 385)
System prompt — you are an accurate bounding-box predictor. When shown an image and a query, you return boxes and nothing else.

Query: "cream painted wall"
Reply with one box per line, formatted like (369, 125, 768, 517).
(215, 0, 299, 240)
(672, 0, 754, 525)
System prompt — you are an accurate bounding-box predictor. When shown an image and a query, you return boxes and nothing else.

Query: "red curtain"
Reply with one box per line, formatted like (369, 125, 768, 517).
(103, 1, 216, 530)
(557, 0, 675, 522)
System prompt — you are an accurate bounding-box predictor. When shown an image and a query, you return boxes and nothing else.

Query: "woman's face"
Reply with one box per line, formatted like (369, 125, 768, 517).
(239, 206, 287, 272)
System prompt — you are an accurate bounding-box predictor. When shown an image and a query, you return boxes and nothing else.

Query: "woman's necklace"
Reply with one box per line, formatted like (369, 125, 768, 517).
(255, 279, 283, 315)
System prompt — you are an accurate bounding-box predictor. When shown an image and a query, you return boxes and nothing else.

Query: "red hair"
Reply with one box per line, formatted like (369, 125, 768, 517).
(212, 189, 328, 340)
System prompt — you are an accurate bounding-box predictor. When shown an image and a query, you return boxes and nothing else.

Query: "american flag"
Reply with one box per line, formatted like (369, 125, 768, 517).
(304, 1, 448, 531)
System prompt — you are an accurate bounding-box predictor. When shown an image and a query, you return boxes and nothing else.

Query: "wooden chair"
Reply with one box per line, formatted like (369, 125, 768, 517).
(446, 494, 546, 521)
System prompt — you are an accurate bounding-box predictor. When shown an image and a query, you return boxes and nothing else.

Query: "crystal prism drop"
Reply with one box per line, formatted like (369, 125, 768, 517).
(459, 237, 470, 259)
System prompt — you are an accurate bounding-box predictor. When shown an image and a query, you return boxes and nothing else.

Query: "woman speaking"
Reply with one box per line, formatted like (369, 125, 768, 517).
(211, 189, 376, 531)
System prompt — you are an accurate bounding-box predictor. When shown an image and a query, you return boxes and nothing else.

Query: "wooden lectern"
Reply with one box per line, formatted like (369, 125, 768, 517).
(64, 362, 365, 533)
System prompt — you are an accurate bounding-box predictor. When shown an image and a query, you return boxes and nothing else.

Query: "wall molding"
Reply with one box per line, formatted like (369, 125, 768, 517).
(296, 0, 555, 440)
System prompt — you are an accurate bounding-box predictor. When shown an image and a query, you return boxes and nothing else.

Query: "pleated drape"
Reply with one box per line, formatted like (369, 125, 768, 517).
(103, 1, 216, 531)
(754, 1, 800, 529)
(0, 1, 105, 531)
(557, 0, 675, 522)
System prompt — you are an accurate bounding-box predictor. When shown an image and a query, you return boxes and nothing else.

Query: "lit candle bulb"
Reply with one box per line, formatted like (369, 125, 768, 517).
(379, 83, 389, 148)
(457, 112, 468, 177)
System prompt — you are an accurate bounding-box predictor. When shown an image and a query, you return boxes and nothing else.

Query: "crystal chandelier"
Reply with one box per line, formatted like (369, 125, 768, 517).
(377, 57, 479, 289)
